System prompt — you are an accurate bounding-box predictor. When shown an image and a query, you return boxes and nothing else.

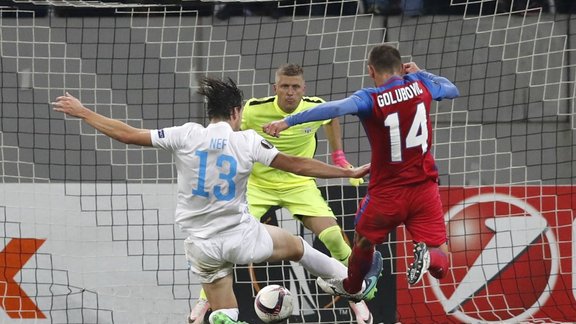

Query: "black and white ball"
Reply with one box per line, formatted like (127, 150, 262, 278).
(254, 284, 293, 323)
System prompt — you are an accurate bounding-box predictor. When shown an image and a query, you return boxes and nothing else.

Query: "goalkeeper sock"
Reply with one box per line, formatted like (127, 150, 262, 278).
(428, 248, 449, 279)
(343, 244, 374, 294)
(318, 225, 352, 266)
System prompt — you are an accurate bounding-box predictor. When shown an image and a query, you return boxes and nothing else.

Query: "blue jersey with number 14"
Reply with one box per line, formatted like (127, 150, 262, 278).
(285, 70, 459, 194)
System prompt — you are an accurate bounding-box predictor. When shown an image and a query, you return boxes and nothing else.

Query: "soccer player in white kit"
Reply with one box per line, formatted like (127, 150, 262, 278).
(52, 77, 370, 324)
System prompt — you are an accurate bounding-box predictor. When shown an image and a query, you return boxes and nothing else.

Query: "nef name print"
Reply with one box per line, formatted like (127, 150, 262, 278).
(376, 82, 424, 107)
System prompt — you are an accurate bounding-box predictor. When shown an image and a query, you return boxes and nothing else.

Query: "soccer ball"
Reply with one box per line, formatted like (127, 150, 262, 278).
(254, 284, 293, 323)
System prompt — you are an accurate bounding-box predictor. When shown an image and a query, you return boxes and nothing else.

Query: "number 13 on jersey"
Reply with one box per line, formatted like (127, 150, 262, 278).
(384, 102, 429, 162)
(192, 150, 238, 201)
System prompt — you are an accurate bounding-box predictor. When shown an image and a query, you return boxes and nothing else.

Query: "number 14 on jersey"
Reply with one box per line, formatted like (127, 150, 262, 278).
(384, 102, 428, 162)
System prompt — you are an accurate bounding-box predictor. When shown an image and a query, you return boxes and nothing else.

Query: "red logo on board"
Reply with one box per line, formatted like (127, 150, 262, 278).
(396, 186, 575, 323)
(0, 238, 46, 319)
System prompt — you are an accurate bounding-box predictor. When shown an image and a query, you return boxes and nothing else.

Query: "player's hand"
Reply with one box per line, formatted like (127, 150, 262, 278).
(347, 163, 370, 180)
(332, 150, 365, 187)
(348, 171, 365, 187)
(403, 62, 421, 74)
(263, 120, 289, 138)
(52, 92, 88, 118)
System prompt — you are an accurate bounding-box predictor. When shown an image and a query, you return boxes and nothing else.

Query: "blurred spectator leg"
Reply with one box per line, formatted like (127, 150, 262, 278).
(361, 0, 373, 13)
(215, 3, 244, 20)
(364, 0, 398, 15)
(403, 0, 423, 16)
(381, 0, 402, 15)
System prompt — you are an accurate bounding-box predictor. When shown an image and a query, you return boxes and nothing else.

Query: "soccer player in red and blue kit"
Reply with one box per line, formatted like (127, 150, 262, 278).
(263, 44, 460, 301)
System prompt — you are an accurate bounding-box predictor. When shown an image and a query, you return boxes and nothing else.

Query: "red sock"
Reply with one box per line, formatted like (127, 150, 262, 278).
(343, 244, 374, 293)
(428, 248, 448, 279)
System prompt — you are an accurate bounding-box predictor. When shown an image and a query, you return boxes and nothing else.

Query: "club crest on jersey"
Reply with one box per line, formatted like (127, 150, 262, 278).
(304, 127, 312, 134)
(261, 139, 274, 149)
(157, 129, 165, 138)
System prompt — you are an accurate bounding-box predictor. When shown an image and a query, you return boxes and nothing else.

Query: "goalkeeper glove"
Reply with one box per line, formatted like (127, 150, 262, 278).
(331, 150, 364, 187)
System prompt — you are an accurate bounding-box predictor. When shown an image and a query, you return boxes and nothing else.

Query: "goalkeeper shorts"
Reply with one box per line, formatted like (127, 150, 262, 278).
(247, 180, 334, 220)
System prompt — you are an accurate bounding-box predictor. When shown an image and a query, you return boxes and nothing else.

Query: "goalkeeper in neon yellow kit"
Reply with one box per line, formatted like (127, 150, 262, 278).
(189, 63, 371, 324)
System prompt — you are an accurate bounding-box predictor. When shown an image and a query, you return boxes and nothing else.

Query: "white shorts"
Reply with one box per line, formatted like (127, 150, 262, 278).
(184, 215, 274, 283)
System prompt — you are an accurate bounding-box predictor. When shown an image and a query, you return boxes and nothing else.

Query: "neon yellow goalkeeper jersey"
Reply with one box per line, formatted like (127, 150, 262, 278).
(241, 95, 330, 188)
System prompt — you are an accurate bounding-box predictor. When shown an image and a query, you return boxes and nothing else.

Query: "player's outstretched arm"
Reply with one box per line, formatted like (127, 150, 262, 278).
(324, 119, 365, 187)
(404, 62, 459, 100)
(262, 119, 289, 137)
(324, 118, 344, 155)
(270, 152, 370, 179)
(52, 92, 152, 147)
(403, 62, 421, 74)
(263, 97, 360, 138)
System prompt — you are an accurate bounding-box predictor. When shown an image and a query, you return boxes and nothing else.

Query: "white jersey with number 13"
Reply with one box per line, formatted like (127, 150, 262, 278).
(151, 121, 279, 239)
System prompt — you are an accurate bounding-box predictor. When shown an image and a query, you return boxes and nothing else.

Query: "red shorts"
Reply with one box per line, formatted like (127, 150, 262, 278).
(355, 180, 447, 246)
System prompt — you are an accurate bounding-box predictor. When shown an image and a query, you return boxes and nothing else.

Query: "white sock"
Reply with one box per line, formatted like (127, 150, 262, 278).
(297, 237, 348, 279)
(209, 308, 239, 324)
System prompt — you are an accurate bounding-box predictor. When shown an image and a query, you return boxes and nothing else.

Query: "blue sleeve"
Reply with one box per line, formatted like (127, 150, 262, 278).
(410, 71, 460, 100)
(285, 97, 360, 127)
